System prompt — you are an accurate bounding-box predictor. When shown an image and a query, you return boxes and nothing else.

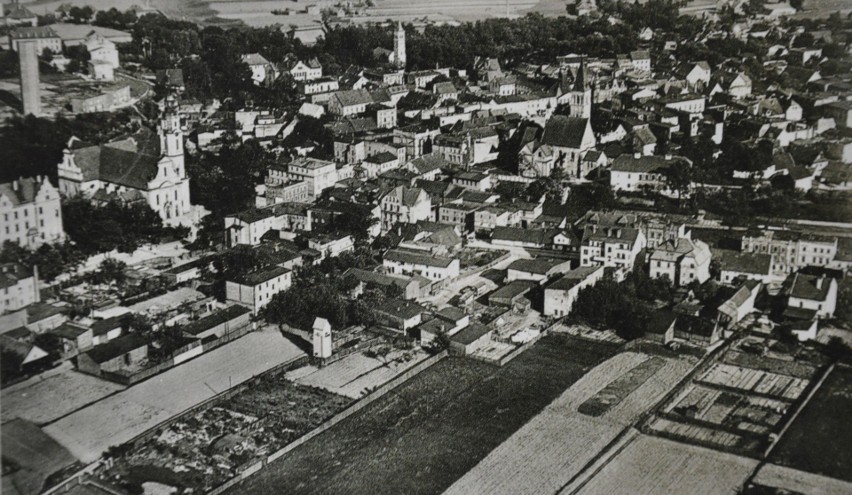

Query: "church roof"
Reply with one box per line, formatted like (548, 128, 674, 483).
(68, 128, 164, 191)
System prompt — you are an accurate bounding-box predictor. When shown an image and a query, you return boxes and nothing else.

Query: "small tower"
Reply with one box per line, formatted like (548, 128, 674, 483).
(313, 317, 332, 359)
(568, 58, 592, 119)
(393, 22, 406, 69)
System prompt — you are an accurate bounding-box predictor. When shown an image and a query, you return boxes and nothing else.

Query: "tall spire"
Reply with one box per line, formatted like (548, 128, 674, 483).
(393, 21, 406, 69)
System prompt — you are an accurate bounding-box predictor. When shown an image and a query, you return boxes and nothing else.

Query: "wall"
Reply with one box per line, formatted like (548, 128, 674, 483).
(208, 351, 449, 495)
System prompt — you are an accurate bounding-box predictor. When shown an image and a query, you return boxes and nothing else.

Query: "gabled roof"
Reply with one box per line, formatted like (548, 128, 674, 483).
(541, 116, 590, 149)
(10, 26, 59, 40)
(83, 333, 149, 364)
(451, 323, 491, 345)
(68, 129, 163, 190)
(241, 53, 271, 66)
(182, 306, 251, 336)
(0, 177, 52, 207)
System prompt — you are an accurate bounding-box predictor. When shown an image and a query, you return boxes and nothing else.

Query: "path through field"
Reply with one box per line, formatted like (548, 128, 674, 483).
(42, 328, 305, 463)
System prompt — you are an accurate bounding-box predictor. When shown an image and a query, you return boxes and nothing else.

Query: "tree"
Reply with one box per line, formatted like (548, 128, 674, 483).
(1, 349, 24, 384)
(664, 161, 694, 205)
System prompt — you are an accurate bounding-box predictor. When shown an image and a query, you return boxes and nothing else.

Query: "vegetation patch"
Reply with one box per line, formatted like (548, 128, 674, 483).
(578, 356, 666, 417)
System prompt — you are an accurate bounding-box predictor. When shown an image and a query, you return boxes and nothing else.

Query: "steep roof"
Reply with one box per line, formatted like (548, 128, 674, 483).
(69, 129, 163, 190)
(541, 116, 590, 149)
(0, 177, 51, 206)
(0, 263, 33, 290)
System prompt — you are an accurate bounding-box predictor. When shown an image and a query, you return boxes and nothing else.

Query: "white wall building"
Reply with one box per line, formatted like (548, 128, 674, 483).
(0, 177, 65, 249)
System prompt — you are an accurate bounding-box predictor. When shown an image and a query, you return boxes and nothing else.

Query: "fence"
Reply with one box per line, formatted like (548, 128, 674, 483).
(99, 324, 255, 386)
(208, 350, 449, 495)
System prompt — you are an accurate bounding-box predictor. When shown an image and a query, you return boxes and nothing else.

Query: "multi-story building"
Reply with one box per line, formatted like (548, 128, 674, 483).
(580, 224, 646, 272)
(540, 115, 596, 178)
(543, 266, 604, 317)
(741, 230, 838, 277)
(0, 177, 65, 248)
(9, 26, 62, 53)
(0, 263, 39, 313)
(649, 237, 712, 286)
(226, 266, 292, 315)
(610, 154, 690, 194)
(786, 273, 838, 319)
(85, 31, 119, 68)
(286, 157, 338, 201)
(380, 186, 431, 233)
(288, 58, 323, 81)
(383, 248, 460, 282)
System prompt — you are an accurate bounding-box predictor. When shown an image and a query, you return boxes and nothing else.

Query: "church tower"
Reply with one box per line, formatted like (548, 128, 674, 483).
(158, 100, 184, 160)
(568, 58, 592, 119)
(393, 22, 406, 69)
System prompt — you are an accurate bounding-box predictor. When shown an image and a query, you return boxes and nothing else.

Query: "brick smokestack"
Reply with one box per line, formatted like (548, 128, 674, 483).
(19, 40, 41, 117)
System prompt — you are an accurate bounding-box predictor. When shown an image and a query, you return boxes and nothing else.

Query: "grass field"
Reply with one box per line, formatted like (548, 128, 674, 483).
(770, 366, 852, 482)
(445, 352, 697, 495)
(573, 434, 758, 495)
(229, 335, 620, 495)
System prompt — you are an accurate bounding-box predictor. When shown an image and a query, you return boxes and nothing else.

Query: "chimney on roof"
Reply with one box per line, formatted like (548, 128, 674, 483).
(12, 180, 18, 191)
(816, 275, 824, 290)
(665, 154, 673, 160)
(634, 152, 641, 159)
(616, 228, 622, 238)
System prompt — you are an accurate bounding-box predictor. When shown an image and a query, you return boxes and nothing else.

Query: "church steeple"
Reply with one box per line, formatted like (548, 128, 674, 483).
(569, 57, 592, 118)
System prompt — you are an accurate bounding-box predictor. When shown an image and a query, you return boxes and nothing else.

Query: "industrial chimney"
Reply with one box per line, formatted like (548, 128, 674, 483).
(18, 39, 41, 117)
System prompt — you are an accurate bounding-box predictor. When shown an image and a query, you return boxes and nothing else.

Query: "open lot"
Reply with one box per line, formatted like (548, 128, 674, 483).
(43, 328, 305, 463)
(769, 365, 852, 482)
(1, 363, 124, 426)
(230, 335, 620, 495)
(285, 349, 428, 399)
(573, 434, 758, 495)
(445, 352, 697, 495)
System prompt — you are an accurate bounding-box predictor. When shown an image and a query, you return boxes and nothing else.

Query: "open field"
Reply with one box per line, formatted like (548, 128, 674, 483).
(2, 419, 78, 495)
(230, 335, 620, 495)
(43, 328, 305, 463)
(445, 352, 697, 495)
(285, 349, 428, 399)
(573, 434, 758, 495)
(106, 377, 351, 493)
(1, 364, 124, 426)
(769, 366, 852, 482)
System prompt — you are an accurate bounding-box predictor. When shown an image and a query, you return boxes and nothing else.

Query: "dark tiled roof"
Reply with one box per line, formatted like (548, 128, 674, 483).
(233, 266, 290, 286)
(542, 116, 589, 149)
(83, 333, 149, 364)
(182, 306, 250, 336)
(0, 263, 33, 289)
(376, 298, 425, 320)
(384, 249, 455, 268)
(450, 323, 492, 345)
(718, 250, 772, 275)
(789, 273, 833, 301)
(70, 129, 162, 190)
(611, 154, 689, 173)
(507, 257, 569, 275)
(0, 177, 51, 207)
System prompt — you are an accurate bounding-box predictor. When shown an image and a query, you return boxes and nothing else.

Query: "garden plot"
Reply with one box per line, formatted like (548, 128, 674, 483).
(698, 362, 809, 400)
(664, 384, 787, 436)
(286, 349, 427, 399)
(444, 352, 698, 495)
(572, 434, 758, 495)
(105, 378, 351, 494)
